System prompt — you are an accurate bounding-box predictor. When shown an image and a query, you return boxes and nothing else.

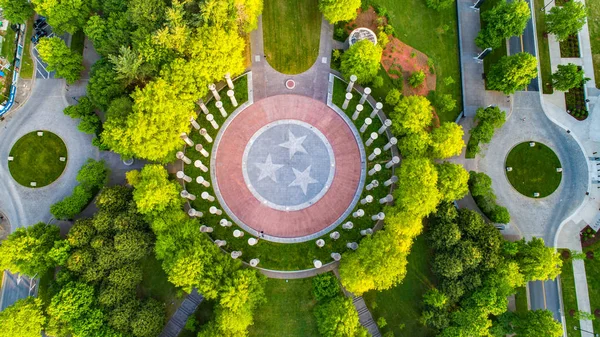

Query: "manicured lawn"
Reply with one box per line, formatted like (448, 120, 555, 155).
(0, 27, 16, 60)
(367, 0, 462, 122)
(583, 241, 600, 333)
(505, 142, 562, 198)
(19, 18, 35, 79)
(587, 0, 600, 88)
(70, 30, 85, 55)
(262, 0, 321, 74)
(532, 0, 554, 94)
(184, 75, 393, 271)
(514, 286, 528, 314)
(8, 131, 68, 187)
(560, 250, 581, 337)
(139, 255, 182, 319)
(480, 0, 508, 89)
(248, 278, 319, 337)
(363, 233, 436, 337)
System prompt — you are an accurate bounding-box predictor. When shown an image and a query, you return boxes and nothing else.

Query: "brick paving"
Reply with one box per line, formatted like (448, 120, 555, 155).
(214, 95, 362, 240)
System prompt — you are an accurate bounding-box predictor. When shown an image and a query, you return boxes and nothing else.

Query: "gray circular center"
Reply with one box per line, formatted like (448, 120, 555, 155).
(242, 120, 335, 211)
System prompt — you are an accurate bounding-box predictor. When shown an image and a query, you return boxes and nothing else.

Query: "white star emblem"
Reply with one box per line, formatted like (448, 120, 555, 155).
(289, 165, 318, 195)
(279, 130, 307, 159)
(255, 154, 284, 182)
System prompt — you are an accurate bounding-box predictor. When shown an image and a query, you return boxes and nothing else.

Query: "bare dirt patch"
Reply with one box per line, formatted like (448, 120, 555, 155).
(381, 38, 436, 97)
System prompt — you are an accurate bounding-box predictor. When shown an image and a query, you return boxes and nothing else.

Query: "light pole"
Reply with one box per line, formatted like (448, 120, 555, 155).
(574, 326, 600, 336)
(540, 0, 553, 11)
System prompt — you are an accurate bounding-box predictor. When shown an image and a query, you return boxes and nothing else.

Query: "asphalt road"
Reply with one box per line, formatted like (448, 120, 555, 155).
(508, 0, 540, 91)
(529, 279, 562, 322)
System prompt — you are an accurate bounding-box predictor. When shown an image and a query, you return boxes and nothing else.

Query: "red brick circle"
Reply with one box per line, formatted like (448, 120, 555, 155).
(212, 95, 364, 241)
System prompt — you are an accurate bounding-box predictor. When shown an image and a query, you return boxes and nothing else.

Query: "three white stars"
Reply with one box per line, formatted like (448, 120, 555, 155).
(253, 130, 318, 195)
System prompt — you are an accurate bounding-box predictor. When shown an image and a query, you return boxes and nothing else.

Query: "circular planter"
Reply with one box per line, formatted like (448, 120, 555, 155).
(285, 79, 296, 89)
(505, 142, 562, 198)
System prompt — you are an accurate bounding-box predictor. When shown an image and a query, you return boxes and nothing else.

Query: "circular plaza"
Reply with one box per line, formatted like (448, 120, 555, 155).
(212, 95, 365, 242)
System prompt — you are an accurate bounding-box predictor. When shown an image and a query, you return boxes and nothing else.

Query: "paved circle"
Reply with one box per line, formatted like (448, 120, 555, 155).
(242, 120, 336, 211)
(212, 95, 365, 242)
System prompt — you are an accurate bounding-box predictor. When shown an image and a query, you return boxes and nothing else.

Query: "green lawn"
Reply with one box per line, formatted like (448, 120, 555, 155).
(363, 233, 436, 337)
(20, 18, 34, 79)
(560, 250, 581, 337)
(532, 0, 554, 94)
(70, 30, 85, 55)
(248, 278, 319, 337)
(262, 0, 321, 74)
(0, 27, 16, 60)
(505, 142, 562, 198)
(514, 286, 528, 314)
(366, 0, 462, 122)
(583, 242, 600, 333)
(139, 255, 183, 319)
(8, 131, 68, 188)
(184, 75, 393, 271)
(480, 0, 508, 89)
(587, 0, 600, 88)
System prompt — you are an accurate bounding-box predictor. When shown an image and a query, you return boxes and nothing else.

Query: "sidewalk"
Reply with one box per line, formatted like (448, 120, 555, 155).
(538, 0, 600, 334)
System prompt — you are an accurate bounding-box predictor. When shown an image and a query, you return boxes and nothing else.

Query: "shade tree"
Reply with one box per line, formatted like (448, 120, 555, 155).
(314, 297, 363, 337)
(476, 0, 531, 49)
(340, 39, 383, 85)
(552, 63, 589, 91)
(487, 52, 538, 94)
(31, 0, 91, 34)
(430, 122, 464, 159)
(37, 37, 84, 84)
(545, 1, 587, 42)
(389, 95, 433, 136)
(319, 0, 362, 24)
(0, 297, 46, 337)
(0, 222, 60, 276)
(436, 162, 469, 202)
(0, 0, 33, 23)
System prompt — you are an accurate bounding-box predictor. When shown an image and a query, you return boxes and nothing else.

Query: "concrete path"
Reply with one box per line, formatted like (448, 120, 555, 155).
(250, 15, 333, 102)
(456, 0, 510, 117)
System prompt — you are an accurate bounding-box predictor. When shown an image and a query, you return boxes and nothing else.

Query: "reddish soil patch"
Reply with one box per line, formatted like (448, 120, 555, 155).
(381, 38, 436, 97)
(345, 7, 386, 33)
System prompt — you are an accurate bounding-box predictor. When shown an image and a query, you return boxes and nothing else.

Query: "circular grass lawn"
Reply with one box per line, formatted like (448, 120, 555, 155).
(505, 142, 562, 198)
(8, 131, 67, 188)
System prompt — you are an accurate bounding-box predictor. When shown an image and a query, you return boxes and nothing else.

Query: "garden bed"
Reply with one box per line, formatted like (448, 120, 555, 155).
(560, 34, 581, 58)
(565, 78, 589, 120)
(581, 226, 599, 247)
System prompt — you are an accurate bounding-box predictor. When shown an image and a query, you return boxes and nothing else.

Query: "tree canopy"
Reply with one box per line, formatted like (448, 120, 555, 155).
(0, 297, 46, 337)
(0, 222, 60, 276)
(314, 297, 362, 337)
(0, 0, 33, 23)
(430, 122, 465, 159)
(37, 37, 84, 84)
(340, 39, 383, 85)
(319, 0, 362, 24)
(545, 1, 587, 42)
(31, 0, 91, 34)
(487, 52, 538, 94)
(476, 0, 531, 49)
(390, 95, 434, 136)
(552, 63, 589, 91)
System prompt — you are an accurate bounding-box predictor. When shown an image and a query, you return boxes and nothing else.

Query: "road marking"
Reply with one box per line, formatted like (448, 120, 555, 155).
(542, 281, 548, 309)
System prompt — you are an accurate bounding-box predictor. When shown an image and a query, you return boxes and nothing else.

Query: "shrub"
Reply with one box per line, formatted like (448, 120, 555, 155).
(312, 273, 341, 301)
(408, 70, 426, 88)
(465, 106, 506, 158)
(372, 76, 384, 88)
(340, 39, 383, 84)
(386, 89, 402, 106)
(377, 317, 388, 328)
(468, 171, 511, 224)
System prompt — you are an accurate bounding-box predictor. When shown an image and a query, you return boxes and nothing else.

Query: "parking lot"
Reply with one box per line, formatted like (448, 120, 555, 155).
(30, 18, 56, 79)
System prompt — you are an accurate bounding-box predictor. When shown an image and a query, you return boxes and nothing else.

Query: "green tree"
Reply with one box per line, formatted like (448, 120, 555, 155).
(31, 0, 90, 34)
(128, 0, 168, 31)
(495, 310, 562, 337)
(47, 281, 96, 324)
(339, 229, 411, 295)
(393, 158, 441, 218)
(314, 297, 361, 337)
(515, 238, 562, 282)
(552, 63, 589, 91)
(50, 186, 93, 219)
(87, 60, 127, 111)
(313, 273, 341, 301)
(77, 159, 109, 191)
(48, 240, 71, 266)
(67, 219, 96, 248)
(545, 1, 587, 42)
(108, 263, 143, 290)
(113, 230, 152, 261)
(84, 13, 133, 57)
(390, 95, 434, 135)
(108, 46, 148, 86)
(319, 0, 362, 24)
(408, 70, 426, 88)
(0, 297, 45, 337)
(340, 39, 383, 85)
(476, 0, 531, 49)
(434, 93, 457, 114)
(131, 299, 164, 337)
(398, 130, 431, 158)
(96, 185, 133, 214)
(386, 88, 402, 106)
(37, 37, 84, 84)
(487, 53, 538, 94)
(234, 0, 264, 32)
(430, 122, 464, 159)
(64, 96, 95, 119)
(0, 222, 59, 276)
(423, 288, 448, 309)
(0, 0, 33, 23)
(436, 162, 469, 202)
(128, 165, 182, 217)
